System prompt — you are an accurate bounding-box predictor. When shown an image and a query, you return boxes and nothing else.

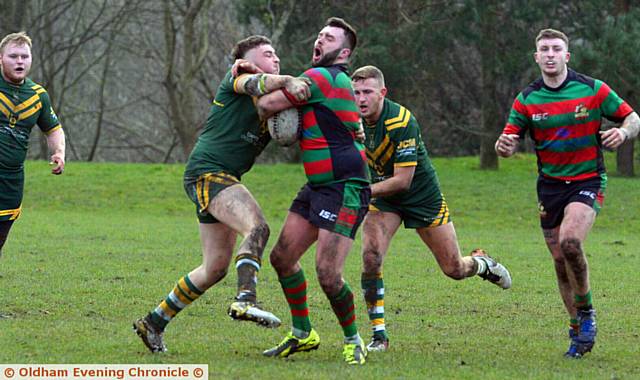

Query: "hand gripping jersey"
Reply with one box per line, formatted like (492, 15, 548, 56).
(0, 76, 61, 174)
(503, 69, 633, 181)
(298, 64, 368, 185)
(185, 70, 271, 179)
(364, 98, 440, 204)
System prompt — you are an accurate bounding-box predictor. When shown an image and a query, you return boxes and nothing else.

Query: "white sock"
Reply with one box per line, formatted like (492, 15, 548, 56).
(344, 334, 362, 345)
(473, 257, 487, 275)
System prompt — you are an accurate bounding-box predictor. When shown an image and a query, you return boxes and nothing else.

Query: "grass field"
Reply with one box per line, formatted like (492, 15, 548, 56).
(1, 155, 639, 379)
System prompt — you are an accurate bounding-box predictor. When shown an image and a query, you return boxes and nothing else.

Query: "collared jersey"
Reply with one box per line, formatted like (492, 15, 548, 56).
(184, 70, 271, 179)
(364, 98, 439, 204)
(503, 69, 633, 181)
(0, 75, 60, 173)
(298, 64, 368, 185)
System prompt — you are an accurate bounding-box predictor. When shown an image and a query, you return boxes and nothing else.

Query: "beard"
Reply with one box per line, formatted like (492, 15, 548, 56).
(312, 47, 342, 67)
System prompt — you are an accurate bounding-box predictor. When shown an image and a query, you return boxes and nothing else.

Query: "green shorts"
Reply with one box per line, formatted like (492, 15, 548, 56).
(0, 174, 23, 222)
(370, 192, 451, 229)
(183, 172, 240, 224)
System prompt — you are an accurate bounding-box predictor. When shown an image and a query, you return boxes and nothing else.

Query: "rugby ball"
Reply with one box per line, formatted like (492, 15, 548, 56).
(267, 108, 302, 146)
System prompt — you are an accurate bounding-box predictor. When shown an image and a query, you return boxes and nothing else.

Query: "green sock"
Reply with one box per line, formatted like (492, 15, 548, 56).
(328, 282, 358, 338)
(279, 269, 312, 336)
(574, 290, 593, 310)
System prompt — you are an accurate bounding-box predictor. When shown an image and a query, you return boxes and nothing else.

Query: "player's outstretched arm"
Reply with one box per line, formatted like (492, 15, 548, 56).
(601, 111, 640, 149)
(235, 74, 310, 102)
(495, 133, 520, 158)
(46, 128, 66, 175)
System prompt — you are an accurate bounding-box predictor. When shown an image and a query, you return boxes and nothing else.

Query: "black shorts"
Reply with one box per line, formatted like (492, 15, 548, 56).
(537, 175, 606, 229)
(290, 181, 371, 239)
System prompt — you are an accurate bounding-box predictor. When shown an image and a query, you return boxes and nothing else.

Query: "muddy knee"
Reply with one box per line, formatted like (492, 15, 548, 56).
(560, 238, 583, 261)
(316, 266, 342, 295)
(362, 248, 383, 275)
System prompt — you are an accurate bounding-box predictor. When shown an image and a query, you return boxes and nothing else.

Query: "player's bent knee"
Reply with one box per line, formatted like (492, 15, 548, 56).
(362, 249, 383, 273)
(441, 265, 466, 280)
(560, 237, 582, 260)
(316, 267, 341, 295)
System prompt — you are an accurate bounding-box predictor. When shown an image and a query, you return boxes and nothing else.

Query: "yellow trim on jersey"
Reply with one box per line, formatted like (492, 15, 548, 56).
(0, 92, 16, 110)
(44, 125, 62, 135)
(0, 91, 44, 123)
(394, 161, 417, 167)
(0, 207, 22, 220)
(31, 84, 46, 95)
(233, 74, 251, 93)
(367, 134, 395, 173)
(384, 106, 407, 125)
(18, 101, 42, 120)
(368, 203, 380, 212)
(213, 100, 224, 107)
(385, 107, 411, 131)
(14, 94, 40, 112)
(0, 102, 10, 118)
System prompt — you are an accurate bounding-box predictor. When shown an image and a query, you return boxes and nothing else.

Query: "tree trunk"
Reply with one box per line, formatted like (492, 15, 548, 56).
(614, 0, 634, 176)
(616, 139, 634, 177)
(478, 4, 499, 170)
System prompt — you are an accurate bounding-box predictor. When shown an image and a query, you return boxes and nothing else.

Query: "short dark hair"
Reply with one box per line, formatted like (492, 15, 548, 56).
(231, 35, 272, 61)
(535, 28, 569, 50)
(325, 17, 357, 54)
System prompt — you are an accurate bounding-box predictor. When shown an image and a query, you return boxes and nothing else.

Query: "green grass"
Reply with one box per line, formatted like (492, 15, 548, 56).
(1, 155, 639, 379)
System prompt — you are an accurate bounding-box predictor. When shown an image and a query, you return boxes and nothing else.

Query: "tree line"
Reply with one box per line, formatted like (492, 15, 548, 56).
(2, 0, 638, 175)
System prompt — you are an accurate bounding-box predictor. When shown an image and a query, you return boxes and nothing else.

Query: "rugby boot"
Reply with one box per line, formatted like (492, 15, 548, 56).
(228, 299, 281, 328)
(564, 327, 580, 358)
(343, 340, 367, 365)
(471, 249, 512, 289)
(366, 334, 389, 352)
(133, 315, 167, 353)
(263, 329, 320, 358)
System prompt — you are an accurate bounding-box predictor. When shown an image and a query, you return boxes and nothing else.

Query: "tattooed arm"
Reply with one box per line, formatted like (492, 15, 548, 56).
(601, 111, 640, 149)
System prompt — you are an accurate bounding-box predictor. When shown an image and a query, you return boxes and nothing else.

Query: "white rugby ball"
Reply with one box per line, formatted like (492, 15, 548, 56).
(267, 107, 302, 146)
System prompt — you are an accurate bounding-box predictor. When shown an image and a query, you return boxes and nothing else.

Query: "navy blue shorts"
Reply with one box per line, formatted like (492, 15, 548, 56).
(290, 181, 370, 239)
(537, 175, 606, 229)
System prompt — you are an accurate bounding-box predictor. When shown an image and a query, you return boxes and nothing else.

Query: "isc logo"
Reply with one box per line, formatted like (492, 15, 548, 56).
(318, 209, 337, 221)
(532, 113, 548, 121)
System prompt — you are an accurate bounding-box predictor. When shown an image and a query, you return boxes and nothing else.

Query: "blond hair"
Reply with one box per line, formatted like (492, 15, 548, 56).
(0, 31, 32, 53)
(535, 28, 569, 49)
(351, 65, 385, 87)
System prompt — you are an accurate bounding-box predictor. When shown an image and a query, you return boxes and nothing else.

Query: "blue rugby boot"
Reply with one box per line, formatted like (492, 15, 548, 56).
(564, 327, 580, 358)
(575, 309, 597, 355)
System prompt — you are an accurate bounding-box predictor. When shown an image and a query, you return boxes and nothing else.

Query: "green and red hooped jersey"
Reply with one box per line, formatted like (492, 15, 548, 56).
(0, 76, 61, 174)
(297, 64, 368, 185)
(503, 69, 633, 181)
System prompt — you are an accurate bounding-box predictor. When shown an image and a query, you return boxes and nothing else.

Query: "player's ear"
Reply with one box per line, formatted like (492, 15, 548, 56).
(565, 51, 571, 63)
(339, 48, 351, 60)
(380, 87, 388, 97)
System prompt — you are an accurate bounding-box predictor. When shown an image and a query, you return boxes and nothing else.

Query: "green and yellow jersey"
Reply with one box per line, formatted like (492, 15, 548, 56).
(184, 70, 271, 179)
(0, 75, 61, 174)
(364, 98, 440, 205)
